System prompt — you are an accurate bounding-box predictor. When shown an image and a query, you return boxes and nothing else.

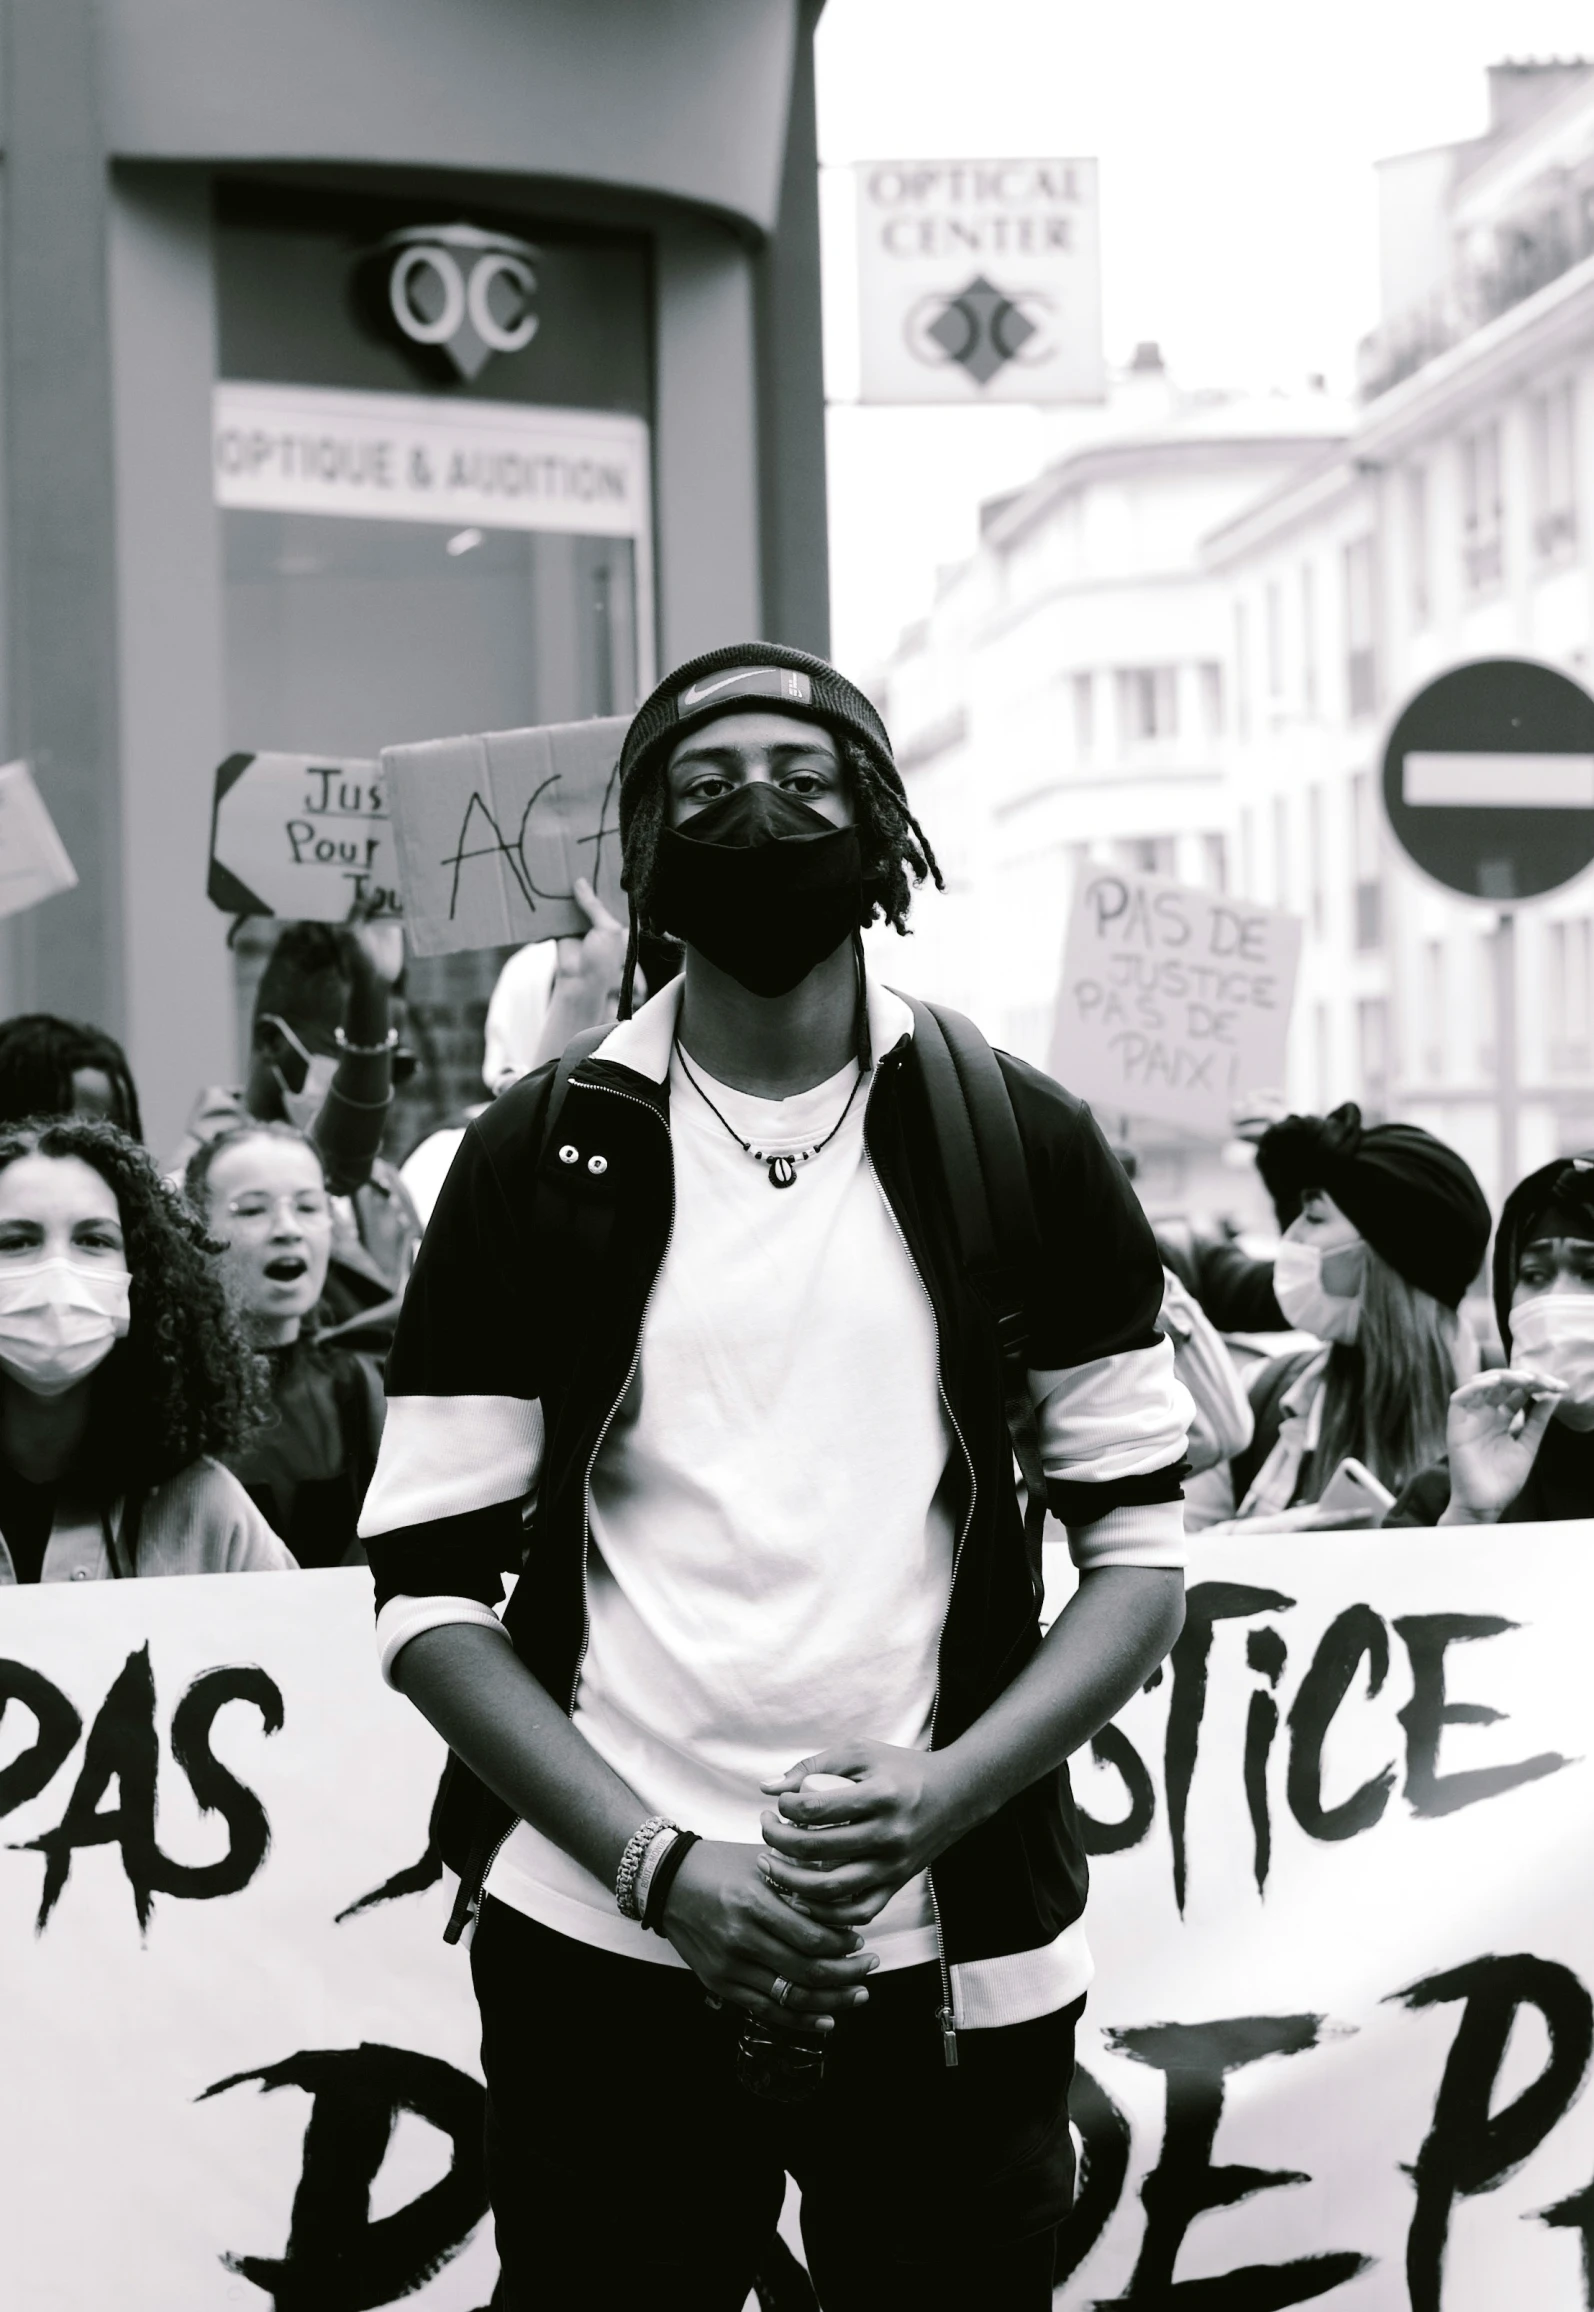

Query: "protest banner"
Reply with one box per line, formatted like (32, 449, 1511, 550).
(4, 1533, 1592, 2308)
(1050, 860, 1302, 1138)
(208, 753, 400, 921)
(0, 1570, 495, 2311)
(382, 716, 628, 955)
(0, 757, 77, 919)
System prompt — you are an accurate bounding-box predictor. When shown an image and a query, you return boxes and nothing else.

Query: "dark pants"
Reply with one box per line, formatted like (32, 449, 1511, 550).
(471, 1897, 1081, 2311)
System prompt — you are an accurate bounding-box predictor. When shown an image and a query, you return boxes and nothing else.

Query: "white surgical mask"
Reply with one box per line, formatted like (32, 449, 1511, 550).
(1273, 1238, 1362, 1344)
(1507, 1294, 1594, 1430)
(0, 1256, 131, 1398)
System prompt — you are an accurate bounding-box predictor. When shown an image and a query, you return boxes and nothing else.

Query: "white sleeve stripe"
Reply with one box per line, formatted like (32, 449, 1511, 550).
(358, 1394, 544, 1538)
(1068, 1499, 1186, 1571)
(1030, 1340, 1193, 1485)
(375, 1594, 512, 1686)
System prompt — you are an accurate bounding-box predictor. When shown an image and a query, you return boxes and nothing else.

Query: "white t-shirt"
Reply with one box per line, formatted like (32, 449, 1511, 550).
(484, 1040, 953, 1970)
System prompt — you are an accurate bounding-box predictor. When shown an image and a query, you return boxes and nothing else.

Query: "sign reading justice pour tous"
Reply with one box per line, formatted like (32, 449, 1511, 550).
(208, 753, 399, 921)
(1049, 861, 1301, 1138)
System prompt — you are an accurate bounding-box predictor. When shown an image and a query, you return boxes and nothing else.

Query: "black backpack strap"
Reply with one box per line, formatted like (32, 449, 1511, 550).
(904, 998, 1048, 1554)
(537, 1024, 612, 1162)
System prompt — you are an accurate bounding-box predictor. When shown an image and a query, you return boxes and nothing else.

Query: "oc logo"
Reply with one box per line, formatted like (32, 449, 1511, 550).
(359, 223, 539, 383)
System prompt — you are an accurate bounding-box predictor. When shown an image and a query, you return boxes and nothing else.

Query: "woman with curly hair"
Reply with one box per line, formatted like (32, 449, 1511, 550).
(0, 1115, 293, 1582)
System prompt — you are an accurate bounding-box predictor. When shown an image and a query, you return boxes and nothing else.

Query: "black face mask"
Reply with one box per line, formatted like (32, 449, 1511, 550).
(651, 785, 864, 997)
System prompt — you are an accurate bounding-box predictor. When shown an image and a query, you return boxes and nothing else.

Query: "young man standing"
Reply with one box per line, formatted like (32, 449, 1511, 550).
(360, 644, 1189, 2309)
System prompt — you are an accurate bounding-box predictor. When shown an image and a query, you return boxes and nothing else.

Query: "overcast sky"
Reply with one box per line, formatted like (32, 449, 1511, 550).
(816, 0, 1594, 675)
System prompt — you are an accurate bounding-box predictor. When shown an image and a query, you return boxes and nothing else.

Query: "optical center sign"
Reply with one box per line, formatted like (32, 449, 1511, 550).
(855, 158, 1105, 404)
(213, 381, 650, 541)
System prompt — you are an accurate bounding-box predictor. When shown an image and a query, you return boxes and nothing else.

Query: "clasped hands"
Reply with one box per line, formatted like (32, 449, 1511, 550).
(658, 1738, 964, 2036)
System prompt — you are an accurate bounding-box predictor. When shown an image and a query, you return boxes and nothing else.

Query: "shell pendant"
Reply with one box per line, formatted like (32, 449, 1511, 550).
(767, 1155, 798, 1189)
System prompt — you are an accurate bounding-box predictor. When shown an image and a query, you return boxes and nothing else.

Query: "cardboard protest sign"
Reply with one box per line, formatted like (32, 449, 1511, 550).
(1050, 860, 1301, 1137)
(0, 757, 77, 919)
(208, 752, 399, 920)
(5, 1535, 1594, 2307)
(382, 716, 627, 956)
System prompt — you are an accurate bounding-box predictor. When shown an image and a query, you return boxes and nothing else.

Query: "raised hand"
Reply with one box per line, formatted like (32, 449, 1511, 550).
(1443, 1367, 1565, 1523)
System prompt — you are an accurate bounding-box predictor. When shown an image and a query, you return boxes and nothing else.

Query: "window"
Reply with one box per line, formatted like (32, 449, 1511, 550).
(1461, 420, 1504, 591)
(1343, 536, 1378, 717)
(1271, 795, 1290, 910)
(1072, 671, 1095, 759)
(1421, 939, 1445, 1080)
(1476, 931, 1498, 1075)
(1234, 602, 1250, 741)
(1265, 580, 1284, 698)
(1357, 998, 1390, 1117)
(1405, 466, 1430, 628)
(1531, 381, 1578, 561)
(1300, 563, 1318, 714)
(1307, 784, 1325, 938)
(1548, 916, 1593, 1073)
(1314, 1002, 1333, 1109)
(1199, 661, 1225, 739)
(1115, 666, 1178, 744)
(1117, 834, 1177, 877)
(1351, 770, 1382, 949)
(1202, 831, 1228, 892)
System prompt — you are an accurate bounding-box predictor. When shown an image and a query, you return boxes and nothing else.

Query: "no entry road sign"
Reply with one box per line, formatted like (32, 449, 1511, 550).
(1381, 658, 1594, 900)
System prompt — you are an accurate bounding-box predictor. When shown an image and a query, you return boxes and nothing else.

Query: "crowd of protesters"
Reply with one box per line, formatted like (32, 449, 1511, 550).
(0, 760, 1589, 1587)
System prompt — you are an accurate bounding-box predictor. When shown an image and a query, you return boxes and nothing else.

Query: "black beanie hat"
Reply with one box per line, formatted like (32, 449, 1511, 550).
(617, 641, 904, 848)
(1256, 1102, 1491, 1310)
(1491, 1153, 1594, 1350)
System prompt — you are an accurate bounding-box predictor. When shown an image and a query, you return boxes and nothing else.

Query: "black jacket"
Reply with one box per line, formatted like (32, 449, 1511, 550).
(364, 1014, 1182, 1998)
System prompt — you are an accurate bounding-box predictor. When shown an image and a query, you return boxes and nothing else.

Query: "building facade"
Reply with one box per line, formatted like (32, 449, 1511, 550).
(1213, 59, 1594, 1207)
(0, 0, 828, 1152)
(869, 355, 1345, 1216)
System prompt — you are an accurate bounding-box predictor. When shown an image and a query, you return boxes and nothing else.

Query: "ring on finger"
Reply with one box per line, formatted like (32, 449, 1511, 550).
(771, 1975, 796, 2009)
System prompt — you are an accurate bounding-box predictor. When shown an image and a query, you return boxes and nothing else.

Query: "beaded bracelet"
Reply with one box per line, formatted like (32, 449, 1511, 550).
(334, 1025, 400, 1057)
(644, 1830, 700, 1934)
(631, 1824, 679, 1924)
(614, 1814, 670, 1921)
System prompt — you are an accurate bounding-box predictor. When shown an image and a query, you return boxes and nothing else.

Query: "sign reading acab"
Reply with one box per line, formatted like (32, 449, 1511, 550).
(855, 159, 1105, 405)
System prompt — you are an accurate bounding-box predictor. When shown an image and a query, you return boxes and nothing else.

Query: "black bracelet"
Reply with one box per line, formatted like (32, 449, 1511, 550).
(644, 1829, 699, 1933)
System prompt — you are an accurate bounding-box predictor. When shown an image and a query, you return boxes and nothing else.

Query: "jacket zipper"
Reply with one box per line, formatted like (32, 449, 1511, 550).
(874, 1067, 977, 2069)
(566, 1083, 675, 1715)
(461, 1079, 673, 1939)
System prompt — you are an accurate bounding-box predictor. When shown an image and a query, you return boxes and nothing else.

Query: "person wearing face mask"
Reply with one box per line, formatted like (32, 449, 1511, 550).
(1388, 1153, 1594, 1526)
(358, 643, 1190, 2309)
(185, 1123, 384, 1568)
(171, 910, 421, 1339)
(0, 1116, 291, 1583)
(1216, 1103, 1491, 1528)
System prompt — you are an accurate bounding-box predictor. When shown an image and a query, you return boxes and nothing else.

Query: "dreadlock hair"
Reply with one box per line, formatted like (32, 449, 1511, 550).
(0, 1115, 270, 1500)
(617, 736, 944, 1015)
(0, 1014, 143, 1142)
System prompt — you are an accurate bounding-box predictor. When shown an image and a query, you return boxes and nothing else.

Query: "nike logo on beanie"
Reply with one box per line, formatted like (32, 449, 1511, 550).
(677, 666, 813, 711)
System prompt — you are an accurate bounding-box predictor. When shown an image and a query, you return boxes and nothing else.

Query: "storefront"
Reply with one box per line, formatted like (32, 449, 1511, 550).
(0, 0, 828, 1151)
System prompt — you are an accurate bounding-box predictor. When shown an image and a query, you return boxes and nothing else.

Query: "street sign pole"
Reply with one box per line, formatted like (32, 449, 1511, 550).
(1494, 908, 1518, 1196)
(1381, 659, 1594, 1203)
